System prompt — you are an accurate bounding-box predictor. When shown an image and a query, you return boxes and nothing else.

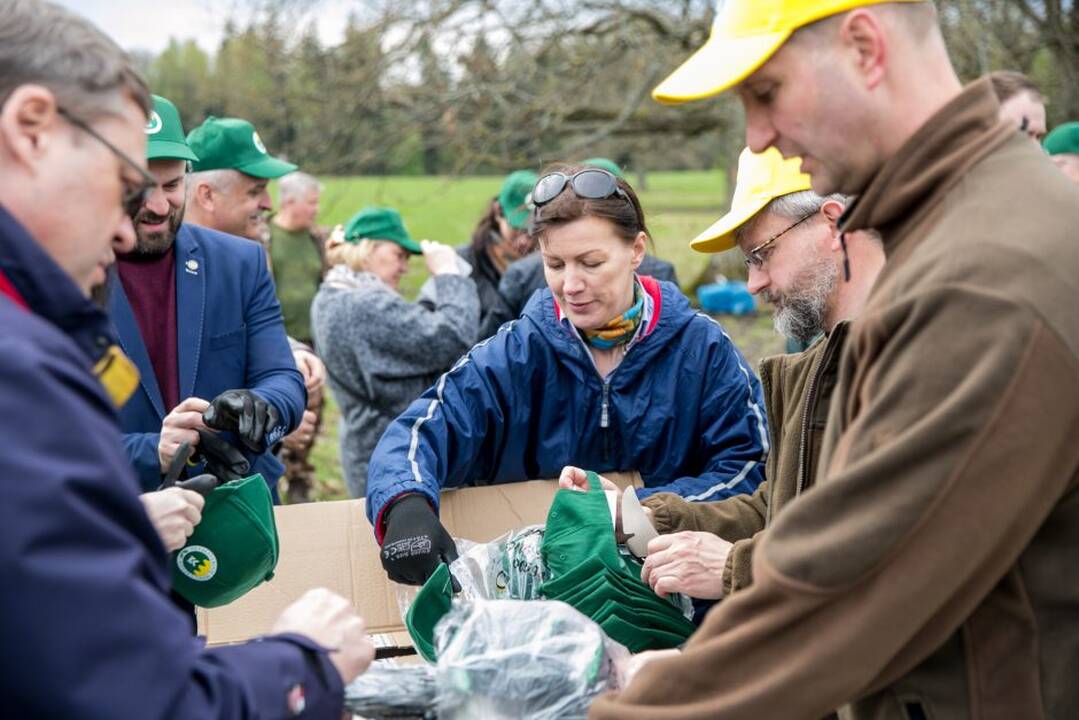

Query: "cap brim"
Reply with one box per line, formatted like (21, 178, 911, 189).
(236, 156, 298, 179)
(400, 238, 422, 255)
(147, 140, 199, 163)
(653, 29, 791, 104)
(690, 195, 771, 254)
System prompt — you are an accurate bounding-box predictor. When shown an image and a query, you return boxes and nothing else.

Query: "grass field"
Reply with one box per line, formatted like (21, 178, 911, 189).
(286, 172, 786, 501)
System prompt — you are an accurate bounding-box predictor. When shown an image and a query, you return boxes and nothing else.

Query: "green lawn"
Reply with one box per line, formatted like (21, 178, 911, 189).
(283, 172, 785, 502)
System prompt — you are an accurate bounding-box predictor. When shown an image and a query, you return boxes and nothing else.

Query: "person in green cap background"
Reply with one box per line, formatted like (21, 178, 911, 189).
(458, 169, 538, 334)
(1044, 121, 1079, 185)
(311, 207, 478, 498)
(108, 95, 307, 516)
(184, 115, 296, 244)
(487, 157, 680, 339)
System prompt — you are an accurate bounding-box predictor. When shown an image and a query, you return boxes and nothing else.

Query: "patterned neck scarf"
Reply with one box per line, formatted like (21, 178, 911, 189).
(579, 282, 644, 349)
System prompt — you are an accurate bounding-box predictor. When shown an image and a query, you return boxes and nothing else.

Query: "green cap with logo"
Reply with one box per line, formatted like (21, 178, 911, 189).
(1043, 121, 1079, 156)
(171, 474, 279, 608)
(344, 206, 422, 254)
(145, 95, 199, 162)
(498, 170, 538, 230)
(583, 157, 625, 178)
(186, 116, 297, 178)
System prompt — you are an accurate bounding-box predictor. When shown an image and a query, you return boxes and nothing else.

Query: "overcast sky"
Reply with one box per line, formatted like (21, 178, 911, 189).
(55, 0, 354, 55)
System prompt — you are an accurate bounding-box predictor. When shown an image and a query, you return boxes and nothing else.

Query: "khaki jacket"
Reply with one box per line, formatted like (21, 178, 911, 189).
(591, 78, 1079, 720)
(644, 323, 849, 594)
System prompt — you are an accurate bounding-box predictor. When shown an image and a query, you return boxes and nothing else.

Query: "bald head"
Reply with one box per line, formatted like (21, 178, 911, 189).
(737, 1, 961, 196)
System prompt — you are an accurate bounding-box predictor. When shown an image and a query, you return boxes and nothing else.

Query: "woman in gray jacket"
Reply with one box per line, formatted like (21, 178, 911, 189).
(311, 207, 479, 497)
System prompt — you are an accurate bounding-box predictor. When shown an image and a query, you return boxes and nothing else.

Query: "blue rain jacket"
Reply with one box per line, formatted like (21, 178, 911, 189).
(367, 276, 768, 535)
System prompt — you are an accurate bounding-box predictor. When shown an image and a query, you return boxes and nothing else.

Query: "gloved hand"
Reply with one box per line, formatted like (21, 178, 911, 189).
(380, 494, 459, 587)
(194, 429, 250, 482)
(203, 389, 278, 453)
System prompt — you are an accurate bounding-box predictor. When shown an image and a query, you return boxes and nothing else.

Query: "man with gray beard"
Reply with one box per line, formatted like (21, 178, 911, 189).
(615, 148, 884, 602)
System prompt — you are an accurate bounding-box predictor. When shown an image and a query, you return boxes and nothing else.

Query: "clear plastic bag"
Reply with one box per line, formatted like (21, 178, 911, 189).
(434, 599, 630, 720)
(343, 662, 437, 719)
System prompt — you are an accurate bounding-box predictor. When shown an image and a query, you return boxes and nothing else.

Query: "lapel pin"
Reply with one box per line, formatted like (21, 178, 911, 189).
(185, 259, 199, 274)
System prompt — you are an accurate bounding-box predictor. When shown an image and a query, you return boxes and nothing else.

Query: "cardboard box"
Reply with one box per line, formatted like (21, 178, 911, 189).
(197, 473, 641, 645)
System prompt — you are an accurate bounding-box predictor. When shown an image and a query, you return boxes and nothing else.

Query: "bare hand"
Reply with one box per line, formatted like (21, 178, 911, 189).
(420, 240, 463, 276)
(282, 409, 317, 452)
(557, 465, 619, 494)
(618, 648, 682, 686)
(159, 397, 210, 473)
(292, 348, 325, 394)
(272, 588, 375, 684)
(138, 488, 205, 551)
(641, 531, 731, 599)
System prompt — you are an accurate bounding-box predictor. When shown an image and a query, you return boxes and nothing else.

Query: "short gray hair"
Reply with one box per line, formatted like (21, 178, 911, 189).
(278, 172, 323, 204)
(0, 0, 151, 120)
(188, 169, 238, 195)
(735, 190, 849, 245)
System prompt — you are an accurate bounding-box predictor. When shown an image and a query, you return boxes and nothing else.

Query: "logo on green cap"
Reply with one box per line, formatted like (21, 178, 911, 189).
(177, 545, 218, 581)
(145, 111, 163, 135)
(252, 131, 267, 154)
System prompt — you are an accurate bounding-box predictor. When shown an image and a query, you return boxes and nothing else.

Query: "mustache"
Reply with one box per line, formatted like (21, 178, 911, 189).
(136, 209, 171, 225)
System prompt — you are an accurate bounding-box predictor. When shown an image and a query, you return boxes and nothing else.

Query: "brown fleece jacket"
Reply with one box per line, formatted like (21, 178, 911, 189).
(591, 78, 1079, 720)
(644, 323, 848, 595)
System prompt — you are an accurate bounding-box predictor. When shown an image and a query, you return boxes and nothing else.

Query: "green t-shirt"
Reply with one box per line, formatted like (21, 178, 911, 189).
(269, 223, 324, 343)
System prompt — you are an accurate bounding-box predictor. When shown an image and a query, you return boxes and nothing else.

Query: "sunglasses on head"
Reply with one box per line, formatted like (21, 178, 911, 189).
(56, 106, 157, 219)
(531, 168, 629, 207)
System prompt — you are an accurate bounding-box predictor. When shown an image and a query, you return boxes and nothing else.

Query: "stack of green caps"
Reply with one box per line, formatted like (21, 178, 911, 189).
(405, 563, 456, 662)
(171, 473, 280, 608)
(539, 472, 695, 653)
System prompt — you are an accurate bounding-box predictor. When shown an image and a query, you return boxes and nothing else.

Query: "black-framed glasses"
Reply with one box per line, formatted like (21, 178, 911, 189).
(743, 211, 816, 270)
(532, 168, 629, 207)
(56, 106, 157, 218)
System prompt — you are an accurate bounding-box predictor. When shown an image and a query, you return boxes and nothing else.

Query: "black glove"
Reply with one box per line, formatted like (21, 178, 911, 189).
(157, 440, 223, 498)
(194, 429, 250, 482)
(202, 389, 278, 453)
(380, 494, 459, 587)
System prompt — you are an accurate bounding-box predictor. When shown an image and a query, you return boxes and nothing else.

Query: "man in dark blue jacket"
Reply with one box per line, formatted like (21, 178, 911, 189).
(111, 96, 305, 496)
(0, 1, 372, 716)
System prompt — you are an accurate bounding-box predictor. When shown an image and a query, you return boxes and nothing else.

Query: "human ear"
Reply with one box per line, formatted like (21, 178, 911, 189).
(839, 10, 887, 90)
(0, 85, 60, 171)
(820, 200, 846, 251)
(630, 231, 647, 270)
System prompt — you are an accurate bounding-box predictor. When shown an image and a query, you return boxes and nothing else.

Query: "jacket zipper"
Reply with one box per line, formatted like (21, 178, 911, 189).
(795, 329, 842, 497)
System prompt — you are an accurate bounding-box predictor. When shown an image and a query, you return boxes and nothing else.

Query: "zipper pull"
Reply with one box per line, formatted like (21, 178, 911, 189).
(601, 383, 610, 428)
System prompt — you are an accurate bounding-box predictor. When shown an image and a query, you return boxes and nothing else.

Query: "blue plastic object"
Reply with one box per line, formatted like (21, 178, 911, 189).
(697, 281, 757, 315)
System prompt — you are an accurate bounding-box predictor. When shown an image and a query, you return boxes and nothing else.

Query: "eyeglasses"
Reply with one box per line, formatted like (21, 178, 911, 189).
(56, 106, 157, 218)
(743, 212, 816, 270)
(531, 168, 629, 207)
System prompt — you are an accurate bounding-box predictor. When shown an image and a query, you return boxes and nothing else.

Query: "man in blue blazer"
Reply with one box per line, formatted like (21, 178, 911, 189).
(110, 96, 305, 496)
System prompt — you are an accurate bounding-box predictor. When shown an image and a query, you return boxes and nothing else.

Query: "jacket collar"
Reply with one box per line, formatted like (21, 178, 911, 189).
(839, 77, 1013, 252)
(0, 204, 117, 365)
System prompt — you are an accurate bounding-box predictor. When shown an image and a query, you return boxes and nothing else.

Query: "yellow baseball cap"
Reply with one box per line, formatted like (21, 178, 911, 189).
(691, 147, 811, 253)
(654, 0, 924, 104)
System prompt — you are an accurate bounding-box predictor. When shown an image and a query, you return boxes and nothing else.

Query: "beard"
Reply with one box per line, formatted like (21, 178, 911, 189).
(129, 203, 185, 259)
(763, 254, 838, 345)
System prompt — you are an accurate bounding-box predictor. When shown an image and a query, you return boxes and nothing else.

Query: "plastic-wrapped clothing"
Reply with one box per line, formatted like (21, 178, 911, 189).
(434, 600, 629, 720)
(343, 663, 437, 719)
(367, 277, 768, 537)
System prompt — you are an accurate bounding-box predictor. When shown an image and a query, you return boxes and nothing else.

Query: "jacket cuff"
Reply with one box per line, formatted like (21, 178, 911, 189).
(642, 492, 687, 535)
(213, 632, 344, 718)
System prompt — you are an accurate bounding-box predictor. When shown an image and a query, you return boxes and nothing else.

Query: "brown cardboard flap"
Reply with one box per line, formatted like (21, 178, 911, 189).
(197, 472, 641, 645)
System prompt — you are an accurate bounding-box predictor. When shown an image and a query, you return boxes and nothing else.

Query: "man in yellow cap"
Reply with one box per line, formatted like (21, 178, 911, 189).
(613, 147, 883, 600)
(591, 1, 1079, 718)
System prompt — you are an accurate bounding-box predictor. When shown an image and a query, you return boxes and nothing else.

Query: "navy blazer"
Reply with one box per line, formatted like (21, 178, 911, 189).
(109, 223, 305, 492)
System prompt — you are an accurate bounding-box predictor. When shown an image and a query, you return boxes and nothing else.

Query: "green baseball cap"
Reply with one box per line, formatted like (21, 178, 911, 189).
(498, 170, 538, 230)
(343, 206, 422, 254)
(171, 474, 279, 608)
(186, 116, 297, 178)
(1043, 122, 1079, 156)
(583, 157, 624, 178)
(145, 95, 199, 162)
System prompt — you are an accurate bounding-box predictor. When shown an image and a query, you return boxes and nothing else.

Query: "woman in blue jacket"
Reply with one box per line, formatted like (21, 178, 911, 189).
(368, 166, 768, 586)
